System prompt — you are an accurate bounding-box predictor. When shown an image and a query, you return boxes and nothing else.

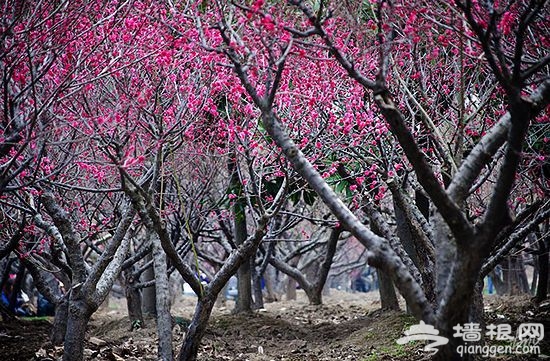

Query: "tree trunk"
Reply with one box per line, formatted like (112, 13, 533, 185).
(284, 255, 300, 301)
(378, 268, 400, 310)
(394, 201, 420, 270)
(434, 243, 485, 361)
(233, 203, 252, 313)
(531, 257, 539, 295)
(51, 295, 69, 345)
(228, 150, 253, 314)
(370, 220, 400, 310)
(535, 237, 548, 301)
(263, 266, 278, 302)
(503, 255, 530, 295)
(152, 235, 173, 361)
(214, 281, 227, 308)
(142, 253, 156, 316)
(517, 256, 530, 294)
(415, 190, 430, 220)
(470, 279, 485, 327)
(491, 266, 508, 294)
(393, 197, 436, 304)
(432, 338, 470, 361)
(435, 308, 475, 361)
(235, 256, 252, 311)
(62, 300, 92, 361)
(178, 296, 216, 361)
(303, 285, 322, 305)
(433, 213, 455, 299)
(177, 208, 271, 361)
(286, 276, 297, 300)
(252, 259, 264, 309)
(124, 268, 144, 330)
(309, 227, 341, 305)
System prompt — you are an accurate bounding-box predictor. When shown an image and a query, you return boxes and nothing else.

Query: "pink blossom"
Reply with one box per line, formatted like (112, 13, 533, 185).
(499, 12, 514, 35)
(252, 0, 264, 12)
(156, 50, 173, 67)
(261, 15, 275, 32)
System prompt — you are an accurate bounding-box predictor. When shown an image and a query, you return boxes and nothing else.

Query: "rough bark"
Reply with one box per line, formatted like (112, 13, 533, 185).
(178, 296, 216, 361)
(433, 241, 486, 361)
(152, 234, 173, 361)
(233, 202, 252, 313)
(433, 213, 455, 299)
(252, 257, 264, 309)
(42, 192, 88, 284)
(62, 299, 92, 361)
(378, 268, 400, 311)
(394, 199, 435, 304)
(142, 253, 156, 316)
(470, 279, 485, 326)
(366, 222, 397, 311)
(391, 184, 435, 258)
(51, 296, 69, 345)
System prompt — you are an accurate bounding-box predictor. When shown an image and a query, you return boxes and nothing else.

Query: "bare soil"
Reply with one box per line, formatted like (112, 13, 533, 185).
(0, 317, 51, 361)
(1, 291, 548, 361)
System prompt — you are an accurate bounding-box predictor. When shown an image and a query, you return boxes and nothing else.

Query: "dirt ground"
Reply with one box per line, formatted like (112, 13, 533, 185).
(1, 291, 548, 360)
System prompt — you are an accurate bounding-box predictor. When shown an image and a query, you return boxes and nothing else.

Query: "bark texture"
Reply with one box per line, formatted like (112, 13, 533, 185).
(152, 235, 173, 360)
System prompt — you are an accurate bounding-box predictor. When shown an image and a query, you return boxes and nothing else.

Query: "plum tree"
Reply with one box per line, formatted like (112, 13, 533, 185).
(196, 0, 549, 359)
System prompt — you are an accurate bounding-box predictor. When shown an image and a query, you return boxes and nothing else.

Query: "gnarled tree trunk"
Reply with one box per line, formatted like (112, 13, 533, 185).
(51, 295, 69, 345)
(178, 296, 216, 361)
(62, 298, 93, 361)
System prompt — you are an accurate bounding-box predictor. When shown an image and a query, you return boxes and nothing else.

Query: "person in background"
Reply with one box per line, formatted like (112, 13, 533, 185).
(1, 274, 34, 316)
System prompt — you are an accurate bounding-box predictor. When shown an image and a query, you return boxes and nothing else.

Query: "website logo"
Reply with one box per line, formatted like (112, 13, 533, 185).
(396, 321, 449, 354)
(396, 321, 544, 357)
